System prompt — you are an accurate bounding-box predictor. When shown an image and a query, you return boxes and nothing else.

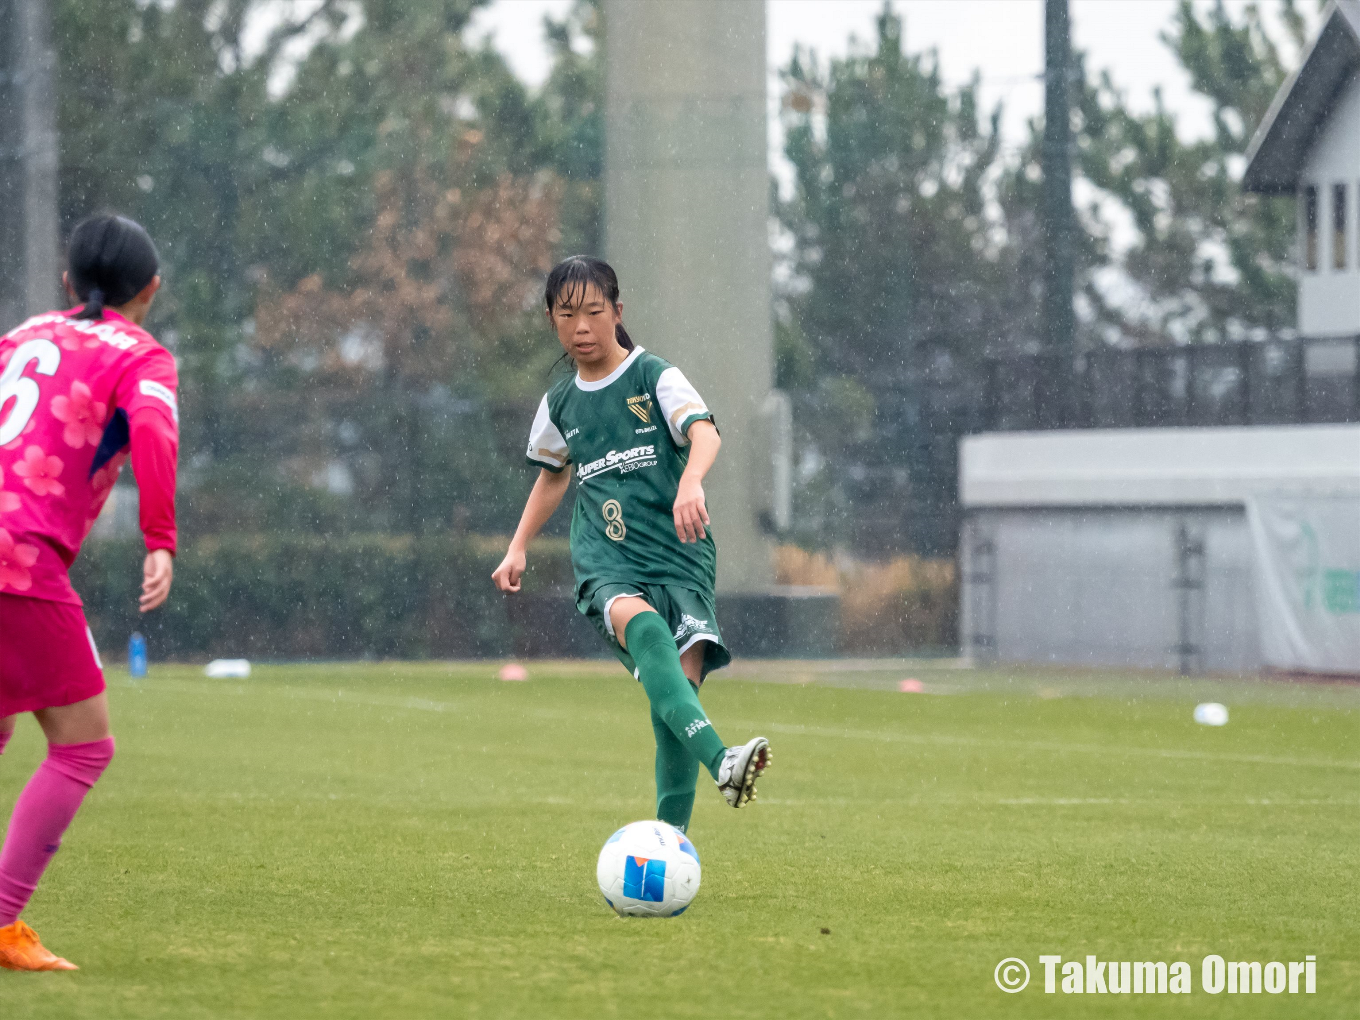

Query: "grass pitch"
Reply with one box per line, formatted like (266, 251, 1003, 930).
(1, 660, 1356, 1019)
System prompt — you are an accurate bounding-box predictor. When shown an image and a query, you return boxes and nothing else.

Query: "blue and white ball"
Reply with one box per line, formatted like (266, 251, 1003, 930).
(596, 820, 701, 917)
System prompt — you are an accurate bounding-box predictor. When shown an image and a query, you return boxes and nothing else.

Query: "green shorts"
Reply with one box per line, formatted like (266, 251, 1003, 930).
(578, 581, 731, 683)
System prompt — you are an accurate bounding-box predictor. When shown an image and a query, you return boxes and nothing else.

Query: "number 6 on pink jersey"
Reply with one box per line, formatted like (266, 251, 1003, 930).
(0, 337, 61, 445)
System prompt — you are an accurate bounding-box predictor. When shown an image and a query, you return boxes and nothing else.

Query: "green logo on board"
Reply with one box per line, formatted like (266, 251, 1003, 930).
(1323, 570, 1360, 614)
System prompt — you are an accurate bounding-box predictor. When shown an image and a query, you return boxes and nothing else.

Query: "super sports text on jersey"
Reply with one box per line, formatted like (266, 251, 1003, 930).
(525, 347, 717, 598)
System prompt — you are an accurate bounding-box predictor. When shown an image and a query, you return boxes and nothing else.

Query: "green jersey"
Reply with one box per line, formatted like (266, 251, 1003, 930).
(525, 347, 717, 598)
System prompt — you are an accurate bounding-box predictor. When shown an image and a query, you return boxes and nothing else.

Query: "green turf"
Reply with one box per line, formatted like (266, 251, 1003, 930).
(1, 660, 1356, 1018)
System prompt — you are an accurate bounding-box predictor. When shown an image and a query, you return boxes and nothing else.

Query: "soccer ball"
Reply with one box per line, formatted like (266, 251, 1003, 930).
(596, 820, 701, 917)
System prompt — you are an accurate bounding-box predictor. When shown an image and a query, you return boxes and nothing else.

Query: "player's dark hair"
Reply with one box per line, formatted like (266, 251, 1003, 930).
(67, 214, 159, 320)
(544, 255, 634, 351)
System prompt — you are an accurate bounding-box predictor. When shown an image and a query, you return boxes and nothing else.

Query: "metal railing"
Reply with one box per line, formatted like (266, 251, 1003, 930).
(976, 336, 1360, 432)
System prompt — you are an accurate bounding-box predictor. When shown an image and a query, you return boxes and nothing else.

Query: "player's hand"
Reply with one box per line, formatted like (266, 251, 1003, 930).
(674, 477, 709, 543)
(140, 549, 173, 613)
(492, 548, 527, 592)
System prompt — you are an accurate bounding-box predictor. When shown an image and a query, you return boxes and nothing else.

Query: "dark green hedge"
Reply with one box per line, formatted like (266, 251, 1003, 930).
(72, 535, 585, 661)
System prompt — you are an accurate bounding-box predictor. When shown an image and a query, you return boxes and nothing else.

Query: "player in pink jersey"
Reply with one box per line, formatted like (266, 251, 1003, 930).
(0, 214, 178, 971)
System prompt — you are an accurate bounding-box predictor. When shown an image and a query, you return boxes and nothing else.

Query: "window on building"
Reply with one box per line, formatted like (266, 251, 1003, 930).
(1304, 185, 1318, 271)
(1334, 183, 1348, 270)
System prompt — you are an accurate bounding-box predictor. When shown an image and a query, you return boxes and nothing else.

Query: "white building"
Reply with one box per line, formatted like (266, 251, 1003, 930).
(1243, 0, 1360, 336)
(958, 4, 1360, 676)
(959, 426, 1360, 674)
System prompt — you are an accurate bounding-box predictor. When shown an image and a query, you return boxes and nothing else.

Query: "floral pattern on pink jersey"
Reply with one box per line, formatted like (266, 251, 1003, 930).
(0, 465, 18, 513)
(12, 444, 65, 497)
(2, 416, 35, 452)
(58, 332, 101, 352)
(0, 527, 39, 591)
(50, 380, 108, 449)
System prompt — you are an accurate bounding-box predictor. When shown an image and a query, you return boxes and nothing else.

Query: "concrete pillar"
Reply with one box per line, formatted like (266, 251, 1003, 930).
(0, 0, 61, 328)
(603, 0, 774, 593)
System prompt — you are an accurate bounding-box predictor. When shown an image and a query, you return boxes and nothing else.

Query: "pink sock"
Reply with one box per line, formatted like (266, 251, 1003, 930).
(0, 730, 10, 756)
(0, 738, 114, 926)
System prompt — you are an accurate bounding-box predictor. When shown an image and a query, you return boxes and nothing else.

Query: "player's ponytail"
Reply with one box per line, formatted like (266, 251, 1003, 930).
(67, 213, 159, 320)
(545, 255, 634, 352)
(82, 287, 106, 320)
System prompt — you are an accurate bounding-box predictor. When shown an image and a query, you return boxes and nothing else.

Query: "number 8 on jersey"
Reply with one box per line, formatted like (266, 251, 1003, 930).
(602, 498, 626, 542)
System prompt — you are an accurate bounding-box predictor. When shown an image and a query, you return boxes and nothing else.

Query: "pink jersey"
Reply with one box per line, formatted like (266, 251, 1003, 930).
(0, 308, 179, 605)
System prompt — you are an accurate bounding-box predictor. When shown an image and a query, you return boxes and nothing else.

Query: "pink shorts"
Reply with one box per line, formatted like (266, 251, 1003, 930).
(0, 593, 106, 718)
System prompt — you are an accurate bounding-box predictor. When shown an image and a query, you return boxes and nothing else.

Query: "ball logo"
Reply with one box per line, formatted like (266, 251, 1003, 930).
(623, 855, 666, 901)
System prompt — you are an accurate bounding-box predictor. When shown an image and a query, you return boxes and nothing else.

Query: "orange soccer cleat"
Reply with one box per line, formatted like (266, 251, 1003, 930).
(0, 920, 78, 971)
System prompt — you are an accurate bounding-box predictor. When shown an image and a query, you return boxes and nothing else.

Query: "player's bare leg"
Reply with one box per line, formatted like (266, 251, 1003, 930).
(34, 692, 111, 745)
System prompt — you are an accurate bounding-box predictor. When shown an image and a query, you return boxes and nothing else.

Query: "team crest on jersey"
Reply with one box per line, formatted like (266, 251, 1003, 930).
(625, 394, 653, 424)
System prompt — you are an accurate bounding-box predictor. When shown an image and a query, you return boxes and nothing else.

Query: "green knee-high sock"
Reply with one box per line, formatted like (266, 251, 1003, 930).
(653, 708, 699, 831)
(625, 612, 726, 780)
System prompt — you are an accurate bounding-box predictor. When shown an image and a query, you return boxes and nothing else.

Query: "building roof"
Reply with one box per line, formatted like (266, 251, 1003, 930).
(1242, 1, 1360, 195)
(959, 424, 1360, 508)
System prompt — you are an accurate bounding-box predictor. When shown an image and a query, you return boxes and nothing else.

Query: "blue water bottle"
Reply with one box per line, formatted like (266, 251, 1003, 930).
(128, 632, 148, 679)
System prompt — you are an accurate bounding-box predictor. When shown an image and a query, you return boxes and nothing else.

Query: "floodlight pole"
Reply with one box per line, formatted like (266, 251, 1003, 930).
(1042, 0, 1075, 422)
(0, 0, 60, 328)
(602, 0, 774, 592)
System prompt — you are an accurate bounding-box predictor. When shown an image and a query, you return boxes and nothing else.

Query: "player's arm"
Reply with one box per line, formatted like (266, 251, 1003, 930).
(496, 394, 572, 592)
(674, 420, 719, 544)
(119, 351, 180, 612)
(492, 468, 571, 593)
(654, 365, 719, 544)
(130, 405, 178, 611)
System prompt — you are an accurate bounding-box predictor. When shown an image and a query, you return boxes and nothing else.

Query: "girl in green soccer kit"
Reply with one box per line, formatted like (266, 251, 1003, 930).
(492, 256, 769, 832)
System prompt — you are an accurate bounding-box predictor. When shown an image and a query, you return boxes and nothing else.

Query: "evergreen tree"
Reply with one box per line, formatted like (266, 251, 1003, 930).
(1071, 0, 1301, 342)
(777, 6, 1015, 552)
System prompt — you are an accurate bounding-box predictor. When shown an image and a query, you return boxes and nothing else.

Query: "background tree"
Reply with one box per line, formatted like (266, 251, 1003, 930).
(777, 7, 1024, 553)
(53, 0, 604, 538)
(1071, 0, 1302, 344)
(776, 0, 1307, 555)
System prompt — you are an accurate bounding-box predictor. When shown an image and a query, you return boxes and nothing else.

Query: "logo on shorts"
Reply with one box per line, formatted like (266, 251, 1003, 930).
(674, 614, 711, 641)
(626, 394, 653, 424)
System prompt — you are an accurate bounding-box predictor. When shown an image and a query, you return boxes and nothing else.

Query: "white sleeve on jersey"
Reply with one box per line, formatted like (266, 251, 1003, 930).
(526, 393, 570, 470)
(655, 367, 712, 446)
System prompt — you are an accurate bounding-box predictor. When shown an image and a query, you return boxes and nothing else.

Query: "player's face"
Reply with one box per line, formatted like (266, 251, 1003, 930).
(548, 282, 623, 367)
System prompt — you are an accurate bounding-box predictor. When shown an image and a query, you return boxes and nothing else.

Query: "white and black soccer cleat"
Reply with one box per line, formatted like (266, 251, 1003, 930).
(716, 736, 770, 808)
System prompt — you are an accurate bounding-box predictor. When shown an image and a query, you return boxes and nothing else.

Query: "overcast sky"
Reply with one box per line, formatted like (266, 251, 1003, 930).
(467, 0, 1318, 176)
